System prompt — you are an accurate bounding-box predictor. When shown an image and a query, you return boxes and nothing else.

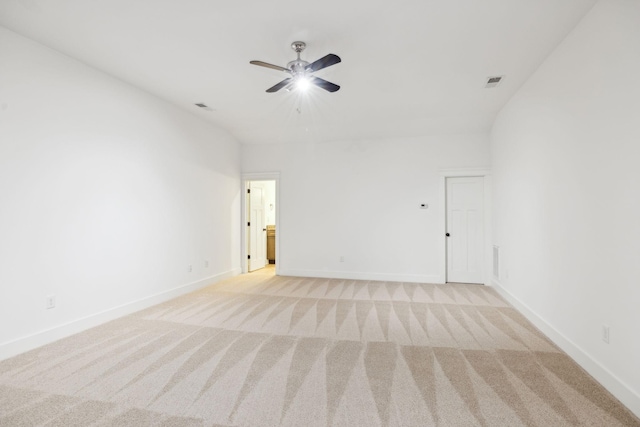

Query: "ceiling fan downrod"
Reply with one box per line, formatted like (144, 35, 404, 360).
(288, 41, 309, 75)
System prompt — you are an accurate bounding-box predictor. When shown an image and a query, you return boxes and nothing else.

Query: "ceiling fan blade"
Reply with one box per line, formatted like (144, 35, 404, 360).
(250, 60, 290, 73)
(309, 76, 340, 92)
(266, 78, 293, 93)
(305, 54, 341, 73)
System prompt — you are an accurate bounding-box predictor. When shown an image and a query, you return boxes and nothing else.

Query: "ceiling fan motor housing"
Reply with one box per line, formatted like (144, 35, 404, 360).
(287, 60, 309, 75)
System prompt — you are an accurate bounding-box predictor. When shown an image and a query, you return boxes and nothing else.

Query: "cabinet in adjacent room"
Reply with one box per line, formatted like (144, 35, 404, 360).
(266, 225, 276, 263)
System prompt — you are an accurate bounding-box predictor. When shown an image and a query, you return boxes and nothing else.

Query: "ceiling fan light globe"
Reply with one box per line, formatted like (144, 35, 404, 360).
(295, 76, 311, 91)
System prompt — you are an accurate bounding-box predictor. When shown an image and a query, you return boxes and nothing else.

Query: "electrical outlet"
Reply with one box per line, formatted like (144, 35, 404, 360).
(188, 264, 192, 273)
(204, 260, 209, 268)
(339, 256, 344, 262)
(602, 325, 610, 344)
(46, 295, 56, 309)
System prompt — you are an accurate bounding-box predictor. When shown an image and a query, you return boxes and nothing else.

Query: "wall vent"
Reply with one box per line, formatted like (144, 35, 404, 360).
(195, 103, 214, 111)
(493, 245, 500, 278)
(485, 76, 504, 88)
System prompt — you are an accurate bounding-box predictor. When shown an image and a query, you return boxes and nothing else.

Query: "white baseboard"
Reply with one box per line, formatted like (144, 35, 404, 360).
(278, 268, 441, 284)
(491, 279, 640, 418)
(0, 268, 241, 361)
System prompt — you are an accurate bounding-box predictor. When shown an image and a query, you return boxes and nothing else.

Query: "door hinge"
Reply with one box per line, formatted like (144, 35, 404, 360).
(247, 221, 250, 226)
(247, 188, 250, 194)
(247, 255, 251, 260)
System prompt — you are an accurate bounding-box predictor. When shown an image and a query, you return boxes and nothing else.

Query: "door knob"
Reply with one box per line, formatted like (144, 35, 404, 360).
(446, 233, 450, 237)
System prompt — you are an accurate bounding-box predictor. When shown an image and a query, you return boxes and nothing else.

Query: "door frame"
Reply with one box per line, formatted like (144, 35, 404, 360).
(438, 168, 491, 284)
(241, 172, 280, 275)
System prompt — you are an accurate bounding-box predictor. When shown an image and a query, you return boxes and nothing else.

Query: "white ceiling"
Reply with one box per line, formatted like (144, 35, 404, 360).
(0, 0, 597, 145)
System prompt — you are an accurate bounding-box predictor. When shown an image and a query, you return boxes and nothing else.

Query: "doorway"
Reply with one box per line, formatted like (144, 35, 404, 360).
(445, 176, 485, 284)
(242, 173, 279, 274)
(437, 168, 493, 284)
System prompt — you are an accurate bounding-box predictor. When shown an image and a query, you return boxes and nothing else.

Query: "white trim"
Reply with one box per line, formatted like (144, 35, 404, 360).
(0, 268, 240, 361)
(279, 269, 441, 284)
(438, 168, 492, 284)
(241, 172, 280, 276)
(491, 279, 640, 418)
(439, 168, 492, 177)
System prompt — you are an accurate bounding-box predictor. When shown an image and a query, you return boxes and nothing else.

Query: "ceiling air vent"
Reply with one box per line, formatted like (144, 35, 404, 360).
(485, 76, 504, 88)
(195, 103, 214, 111)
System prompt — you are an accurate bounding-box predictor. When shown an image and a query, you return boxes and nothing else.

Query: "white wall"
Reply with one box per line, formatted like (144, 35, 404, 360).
(491, 0, 640, 415)
(0, 27, 241, 359)
(242, 134, 490, 282)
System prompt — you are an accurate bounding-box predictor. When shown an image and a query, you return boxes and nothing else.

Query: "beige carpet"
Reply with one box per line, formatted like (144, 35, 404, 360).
(1, 268, 638, 426)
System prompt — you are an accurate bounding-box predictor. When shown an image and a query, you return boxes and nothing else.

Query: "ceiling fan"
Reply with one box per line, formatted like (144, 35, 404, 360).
(250, 41, 341, 93)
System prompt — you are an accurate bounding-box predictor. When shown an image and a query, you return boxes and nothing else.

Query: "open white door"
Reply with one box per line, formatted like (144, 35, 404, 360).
(446, 176, 484, 283)
(248, 182, 267, 272)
